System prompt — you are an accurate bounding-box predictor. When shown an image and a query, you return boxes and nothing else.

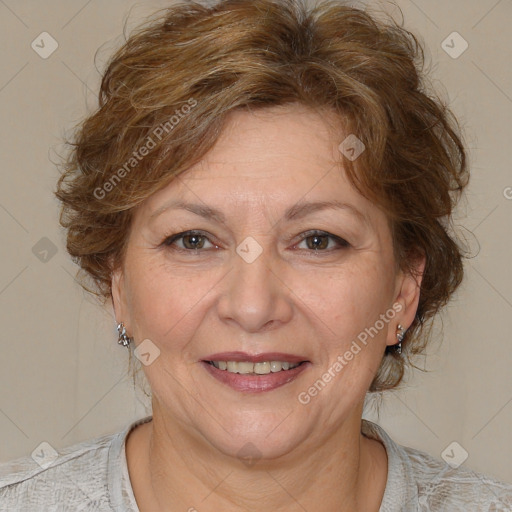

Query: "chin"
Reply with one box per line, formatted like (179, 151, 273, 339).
(197, 411, 311, 464)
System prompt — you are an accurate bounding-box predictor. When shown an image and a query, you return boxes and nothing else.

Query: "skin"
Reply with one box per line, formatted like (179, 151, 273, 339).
(111, 104, 425, 511)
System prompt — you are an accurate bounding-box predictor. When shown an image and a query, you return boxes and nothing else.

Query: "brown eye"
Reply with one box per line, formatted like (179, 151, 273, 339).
(297, 231, 350, 251)
(306, 234, 330, 250)
(162, 230, 215, 251)
(181, 233, 207, 250)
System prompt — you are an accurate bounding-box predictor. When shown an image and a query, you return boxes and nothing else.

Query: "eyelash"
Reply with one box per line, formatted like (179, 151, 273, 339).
(160, 229, 350, 253)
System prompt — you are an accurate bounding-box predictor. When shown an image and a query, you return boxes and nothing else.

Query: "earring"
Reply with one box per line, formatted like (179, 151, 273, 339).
(117, 322, 132, 348)
(395, 324, 406, 354)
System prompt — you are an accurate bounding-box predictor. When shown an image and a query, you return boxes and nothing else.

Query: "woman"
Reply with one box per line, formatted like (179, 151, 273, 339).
(1, 0, 511, 510)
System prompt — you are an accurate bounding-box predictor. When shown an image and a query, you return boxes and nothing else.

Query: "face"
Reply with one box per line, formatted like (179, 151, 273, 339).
(112, 104, 422, 461)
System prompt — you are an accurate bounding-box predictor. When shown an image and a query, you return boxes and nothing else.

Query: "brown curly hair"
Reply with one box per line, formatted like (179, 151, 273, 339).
(55, 0, 469, 392)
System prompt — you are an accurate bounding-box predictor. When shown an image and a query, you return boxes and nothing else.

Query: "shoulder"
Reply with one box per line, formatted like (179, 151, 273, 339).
(403, 443, 512, 511)
(362, 419, 512, 511)
(0, 430, 120, 512)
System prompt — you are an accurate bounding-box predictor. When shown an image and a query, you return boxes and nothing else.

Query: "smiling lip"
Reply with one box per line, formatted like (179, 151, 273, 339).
(203, 351, 307, 364)
(201, 352, 310, 393)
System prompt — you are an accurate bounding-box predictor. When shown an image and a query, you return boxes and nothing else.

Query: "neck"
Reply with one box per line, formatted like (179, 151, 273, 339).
(126, 401, 387, 512)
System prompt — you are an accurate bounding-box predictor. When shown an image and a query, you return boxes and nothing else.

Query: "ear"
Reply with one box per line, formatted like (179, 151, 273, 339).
(387, 255, 426, 347)
(110, 259, 129, 329)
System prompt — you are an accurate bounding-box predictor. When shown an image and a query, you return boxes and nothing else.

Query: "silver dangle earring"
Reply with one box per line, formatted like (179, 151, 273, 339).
(117, 322, 132, 348)
(395, 324, 406, 354)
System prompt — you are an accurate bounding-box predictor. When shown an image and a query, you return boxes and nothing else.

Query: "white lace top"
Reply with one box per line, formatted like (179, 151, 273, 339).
(0, 415, 510, 511)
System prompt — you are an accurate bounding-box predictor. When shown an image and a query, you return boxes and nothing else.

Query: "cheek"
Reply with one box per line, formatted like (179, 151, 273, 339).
(294, 258, 394, 341)
(125, 256, 219, 346)
(290, 266, 394, 419)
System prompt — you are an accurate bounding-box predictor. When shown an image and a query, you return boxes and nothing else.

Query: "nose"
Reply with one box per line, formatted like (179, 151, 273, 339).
(216, 242, 294, 333)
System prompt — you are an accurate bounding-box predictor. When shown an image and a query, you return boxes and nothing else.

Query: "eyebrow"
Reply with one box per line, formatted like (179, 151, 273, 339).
(149, 199, 368, 225)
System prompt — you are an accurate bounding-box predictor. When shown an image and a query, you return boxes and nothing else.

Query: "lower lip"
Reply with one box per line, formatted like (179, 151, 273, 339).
(201, 361, 310, 393)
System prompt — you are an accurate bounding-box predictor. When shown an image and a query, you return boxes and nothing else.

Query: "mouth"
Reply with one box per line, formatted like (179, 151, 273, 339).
(206, 360, 305, 374)
(201, 352, 311, 393)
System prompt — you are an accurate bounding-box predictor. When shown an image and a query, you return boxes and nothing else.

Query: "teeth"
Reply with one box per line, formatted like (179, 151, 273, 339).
(254, 362, 270, 374)
(209, 360, 301, 374)
(270, 361, 282, 372)
(237, 362, 254, 374)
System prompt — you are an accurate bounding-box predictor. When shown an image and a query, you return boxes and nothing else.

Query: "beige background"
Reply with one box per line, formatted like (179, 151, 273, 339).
(0, 0, 511, 485)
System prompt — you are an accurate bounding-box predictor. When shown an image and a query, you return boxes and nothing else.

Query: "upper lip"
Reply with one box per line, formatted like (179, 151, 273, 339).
(203, 351, 309, 364)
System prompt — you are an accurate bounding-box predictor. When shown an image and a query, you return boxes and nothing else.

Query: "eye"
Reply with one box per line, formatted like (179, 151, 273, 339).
(160, 229, 349, 253)
(161, 230, 217, 251)
(295, 230, 350, 251)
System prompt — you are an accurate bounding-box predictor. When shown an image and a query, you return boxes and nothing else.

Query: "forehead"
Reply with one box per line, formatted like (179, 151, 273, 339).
(189, 105, 342, 178)
(136, 105, 387, 231)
